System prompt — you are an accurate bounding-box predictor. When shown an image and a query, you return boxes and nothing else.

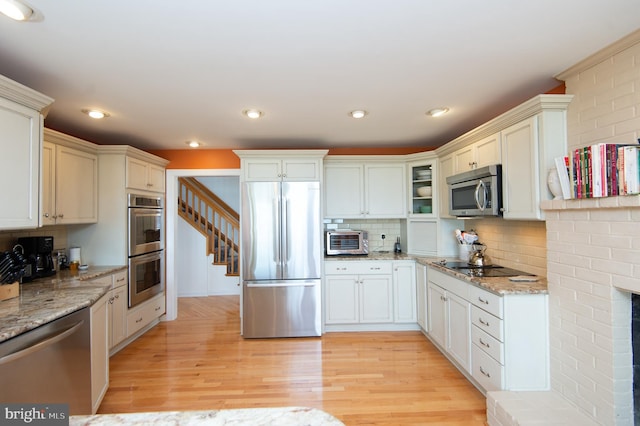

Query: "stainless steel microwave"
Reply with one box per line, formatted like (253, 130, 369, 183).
(325, 230, 369, 255)
(446, 164, 502, 217)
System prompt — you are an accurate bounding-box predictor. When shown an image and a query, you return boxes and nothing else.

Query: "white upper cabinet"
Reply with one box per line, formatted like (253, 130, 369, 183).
(234, 150, 328, 182)
(42, 130, 98, 225)
(126, 157, 165, 192)
(453, 133, 501, 173)
(324, 158, 406, 218)
(0, 75, 53, 230)
(501, 109, 569, 220)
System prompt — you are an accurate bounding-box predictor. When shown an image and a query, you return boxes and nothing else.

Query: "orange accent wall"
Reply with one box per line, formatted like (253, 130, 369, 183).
(149, 147, 433, 169)
(546, 82, 566, 94)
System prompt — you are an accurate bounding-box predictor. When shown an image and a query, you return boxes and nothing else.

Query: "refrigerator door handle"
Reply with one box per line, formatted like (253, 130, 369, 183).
(282, 195, 289, 265)
(273, 196, 281, 265)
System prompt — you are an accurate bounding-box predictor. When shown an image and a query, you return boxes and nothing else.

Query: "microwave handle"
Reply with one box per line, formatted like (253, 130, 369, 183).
(474, 180, 487, 211)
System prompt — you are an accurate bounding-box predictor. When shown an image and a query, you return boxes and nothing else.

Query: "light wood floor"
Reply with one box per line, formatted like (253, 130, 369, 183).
(99, 296, 487, 425)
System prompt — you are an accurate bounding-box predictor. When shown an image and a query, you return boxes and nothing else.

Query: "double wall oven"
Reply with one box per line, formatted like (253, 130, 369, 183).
(128, 193, 164, 308)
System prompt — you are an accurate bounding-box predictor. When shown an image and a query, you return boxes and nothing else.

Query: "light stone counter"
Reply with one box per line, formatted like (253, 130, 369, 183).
(325, 253, 547, 295)
(70, 407, 345, 425)
(0, 265, 127, 342)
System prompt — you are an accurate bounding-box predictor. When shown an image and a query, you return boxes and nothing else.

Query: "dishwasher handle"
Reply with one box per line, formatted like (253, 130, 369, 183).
(0, 320, 85, 365)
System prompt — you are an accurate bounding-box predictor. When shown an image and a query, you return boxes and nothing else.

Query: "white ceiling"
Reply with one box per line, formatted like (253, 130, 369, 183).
(0, 1, 638, 151)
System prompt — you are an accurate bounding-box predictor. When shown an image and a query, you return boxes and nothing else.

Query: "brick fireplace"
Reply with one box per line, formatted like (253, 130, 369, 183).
(543, 197, 640, 424)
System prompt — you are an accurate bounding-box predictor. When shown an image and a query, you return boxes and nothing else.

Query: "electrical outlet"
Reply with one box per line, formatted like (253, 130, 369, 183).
(381, 234, 386, 240)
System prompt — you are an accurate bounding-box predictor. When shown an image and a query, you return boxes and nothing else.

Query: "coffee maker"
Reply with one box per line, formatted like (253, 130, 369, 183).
(17, 236, 56, 281)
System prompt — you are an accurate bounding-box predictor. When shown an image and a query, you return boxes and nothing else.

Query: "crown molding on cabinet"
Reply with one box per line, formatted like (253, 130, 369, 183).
(0, 74, 54, 116)
(435, 94, 573, 157)
(97, 144, 170, 166)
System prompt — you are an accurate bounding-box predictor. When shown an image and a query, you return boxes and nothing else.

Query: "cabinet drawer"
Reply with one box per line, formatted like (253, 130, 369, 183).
(469, 285, 503, 318)
(127, 295, 165, 336)
(472, 344, 504, 392)
(113, 270, 127, 289)
(325, 261, 392, 275)
(471, 305, 503, 341)
(471, 324, 504, 364)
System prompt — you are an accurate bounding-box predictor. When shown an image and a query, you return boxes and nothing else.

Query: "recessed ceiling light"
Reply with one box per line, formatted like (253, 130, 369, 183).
(186, 140, 201, 148)
(242, 109, 263, 119)
(349, 110, 368, 119)
(82, 109, 110, 119)
(427, 108, 449, 117)
(0, 0, 33, 21)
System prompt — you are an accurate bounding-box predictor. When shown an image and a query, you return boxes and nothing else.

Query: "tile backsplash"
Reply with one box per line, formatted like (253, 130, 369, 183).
(464, 218, 547, 276)
(0, 226, 69, 253)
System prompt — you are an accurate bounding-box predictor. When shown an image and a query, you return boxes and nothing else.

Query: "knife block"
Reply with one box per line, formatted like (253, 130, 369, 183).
(0, 282, 19, 301)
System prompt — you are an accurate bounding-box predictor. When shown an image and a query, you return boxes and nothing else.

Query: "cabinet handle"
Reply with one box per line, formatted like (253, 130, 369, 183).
(116, 277, 125, 283)
(155, 306, 161, 311)
(478, 296, 489, 305)
(58, 213, 64, 218)
(109, 297, 115, 304)
(370, 267, 381, 270)
(479, 317, 490, 327)
(135, 317, 143, 323)
(479, 366, 491, 378)
(114, 294, 119, 299)
(479, 338, 490, 348)
(337, 267, 347, 271)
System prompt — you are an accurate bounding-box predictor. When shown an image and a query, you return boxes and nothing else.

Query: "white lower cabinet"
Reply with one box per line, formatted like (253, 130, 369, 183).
(108, 271, 128, 350)
(90, 293, 109, 414)
(393, 261, 416, 323)
(324, 260, 419, 331)
(416, 263, 427, 331)
(427, 270, 471, 373)
(325, 261, 393, 326)
(427, 267, 549, 392)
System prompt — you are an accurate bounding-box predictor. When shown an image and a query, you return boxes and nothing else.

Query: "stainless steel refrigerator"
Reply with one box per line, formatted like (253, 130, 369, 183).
(241, 181, 322, 338)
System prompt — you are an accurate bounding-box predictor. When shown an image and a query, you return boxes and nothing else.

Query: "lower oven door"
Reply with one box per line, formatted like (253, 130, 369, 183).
(129, 250, 164, 308)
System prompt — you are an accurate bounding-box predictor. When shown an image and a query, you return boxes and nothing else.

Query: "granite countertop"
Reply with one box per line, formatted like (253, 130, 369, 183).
(325, 252, 547, 295)
(0, 265, 127, 343)
(70, 407, 345, 426)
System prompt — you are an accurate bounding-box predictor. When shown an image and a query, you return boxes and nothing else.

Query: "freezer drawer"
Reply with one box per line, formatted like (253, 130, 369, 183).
(243, 280, 321, 338)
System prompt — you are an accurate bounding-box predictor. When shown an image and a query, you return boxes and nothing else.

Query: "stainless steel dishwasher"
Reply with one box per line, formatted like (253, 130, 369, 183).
(0, 307, 92, 414)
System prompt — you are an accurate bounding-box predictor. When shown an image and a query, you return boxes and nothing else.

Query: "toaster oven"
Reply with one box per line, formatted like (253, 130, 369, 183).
(325, 230, 369, 255)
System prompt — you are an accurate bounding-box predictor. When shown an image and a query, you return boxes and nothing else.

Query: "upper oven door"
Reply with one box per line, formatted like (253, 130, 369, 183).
(128, 207, 164, 256)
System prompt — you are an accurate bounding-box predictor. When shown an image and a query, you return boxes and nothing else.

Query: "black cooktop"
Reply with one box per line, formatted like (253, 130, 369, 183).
(441, 262, 534, 278)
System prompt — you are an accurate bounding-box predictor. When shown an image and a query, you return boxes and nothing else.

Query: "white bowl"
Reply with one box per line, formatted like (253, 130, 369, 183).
(416, 186, 432, 197)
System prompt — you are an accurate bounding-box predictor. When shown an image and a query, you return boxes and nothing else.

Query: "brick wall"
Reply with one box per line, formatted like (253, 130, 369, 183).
(543, 31, 640, 425)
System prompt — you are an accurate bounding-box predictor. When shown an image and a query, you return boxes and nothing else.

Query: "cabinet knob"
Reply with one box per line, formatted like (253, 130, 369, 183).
(43, 213, 50, 218)
(58, 213, 64, 218)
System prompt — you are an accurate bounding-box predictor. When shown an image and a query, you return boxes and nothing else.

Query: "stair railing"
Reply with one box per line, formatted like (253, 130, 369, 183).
(177, 177, 239, 276)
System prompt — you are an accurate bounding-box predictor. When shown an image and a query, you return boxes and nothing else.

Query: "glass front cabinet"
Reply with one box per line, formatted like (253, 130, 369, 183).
(408, 159, 437, 217)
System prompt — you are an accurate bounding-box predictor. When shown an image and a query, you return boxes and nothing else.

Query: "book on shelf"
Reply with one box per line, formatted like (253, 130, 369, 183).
(554, 156, 572, 199)
(568, 143, 640, 198)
